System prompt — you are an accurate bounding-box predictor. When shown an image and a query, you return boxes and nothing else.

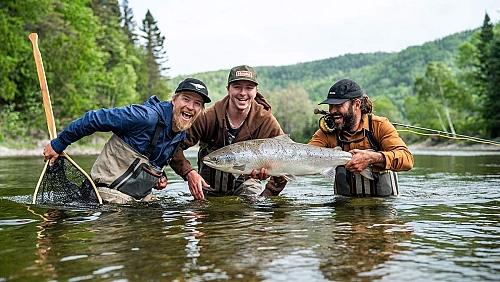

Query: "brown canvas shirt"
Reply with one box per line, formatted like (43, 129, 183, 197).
(169, 92, 286, 193)
(308, 114, 414, 172)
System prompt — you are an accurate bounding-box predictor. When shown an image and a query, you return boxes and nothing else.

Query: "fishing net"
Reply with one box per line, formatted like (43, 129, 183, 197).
(34, 156, 101, 205)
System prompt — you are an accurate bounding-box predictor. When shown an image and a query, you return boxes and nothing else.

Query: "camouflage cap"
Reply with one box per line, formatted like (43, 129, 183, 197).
(227, 65, 258, 85)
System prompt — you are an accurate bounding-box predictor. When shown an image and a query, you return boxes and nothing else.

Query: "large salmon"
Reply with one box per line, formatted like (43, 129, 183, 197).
(202, 135, 373, 182)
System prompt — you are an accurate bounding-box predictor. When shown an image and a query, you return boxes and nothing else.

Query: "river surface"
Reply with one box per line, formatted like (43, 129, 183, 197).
(1, 150, 499, 281)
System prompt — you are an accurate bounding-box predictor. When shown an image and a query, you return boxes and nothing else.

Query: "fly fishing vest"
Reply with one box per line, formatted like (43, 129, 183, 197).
(334, 114, 399, 197)
(91, 116, 169, 200)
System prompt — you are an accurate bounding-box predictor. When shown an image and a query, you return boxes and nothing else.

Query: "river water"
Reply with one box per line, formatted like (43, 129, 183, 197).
(1, 150, 499, 281)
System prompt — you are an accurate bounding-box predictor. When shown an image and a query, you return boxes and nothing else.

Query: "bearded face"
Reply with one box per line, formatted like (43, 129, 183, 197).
(171, 92, 204, 131)
(332, 100, 357, 132)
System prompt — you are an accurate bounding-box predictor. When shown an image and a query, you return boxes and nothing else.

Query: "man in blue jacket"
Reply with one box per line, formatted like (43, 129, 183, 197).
(42, 78, 210, 204)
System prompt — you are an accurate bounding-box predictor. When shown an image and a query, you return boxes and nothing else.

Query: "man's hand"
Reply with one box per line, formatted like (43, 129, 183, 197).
(43, 143, 60, 166)
(345, 149, 385, 174)
(186, 170, 210, 200)
(154, 176, 168, 190)
(244, 167, 269, 180)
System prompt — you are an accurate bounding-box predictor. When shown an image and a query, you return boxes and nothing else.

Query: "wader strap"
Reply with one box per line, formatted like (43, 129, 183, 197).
(208, 118, 219, 147)
(145, 116, 165, 158)
(366, 114, 381, 152)
(336, 114, 380, 152)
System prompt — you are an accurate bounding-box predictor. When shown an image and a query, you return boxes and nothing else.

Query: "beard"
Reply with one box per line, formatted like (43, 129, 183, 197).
(172, 104, 199, 131)
(333, 103, 357, 132)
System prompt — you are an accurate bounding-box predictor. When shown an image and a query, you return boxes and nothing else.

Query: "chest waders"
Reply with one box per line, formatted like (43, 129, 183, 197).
(197, 119, 259, 196)
(334, 114, 399, 197)
(91, 116, 172, 200)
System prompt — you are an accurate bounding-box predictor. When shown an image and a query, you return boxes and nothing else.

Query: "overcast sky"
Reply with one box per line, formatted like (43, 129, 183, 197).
(128, 0, 500, 77)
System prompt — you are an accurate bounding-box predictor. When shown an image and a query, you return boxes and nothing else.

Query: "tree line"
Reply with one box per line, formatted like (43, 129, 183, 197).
(407, 14, 500, 142)
(169, 15, 500, 144)
(0, 0, 170, 142)
(1, 0, 499, 146)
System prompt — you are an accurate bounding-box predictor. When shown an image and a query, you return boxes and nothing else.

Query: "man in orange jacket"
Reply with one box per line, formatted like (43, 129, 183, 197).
(309, 79, 414, 196)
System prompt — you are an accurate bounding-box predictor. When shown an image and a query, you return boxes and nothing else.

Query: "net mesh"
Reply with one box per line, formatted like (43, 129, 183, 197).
(34, 156, 100, 205)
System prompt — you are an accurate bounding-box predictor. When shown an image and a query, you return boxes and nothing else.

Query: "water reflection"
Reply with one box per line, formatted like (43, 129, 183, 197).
(1, 151, 500, 281)
(317, 198, 413, 280)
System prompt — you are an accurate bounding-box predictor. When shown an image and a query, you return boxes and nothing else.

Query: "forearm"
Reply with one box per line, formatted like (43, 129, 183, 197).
(261, 176, 287, 196)
(169, 148, 195, 180)
(377, 118, 414, 171)
(372, 151, 387, 168)
(380, 147, 414, 171)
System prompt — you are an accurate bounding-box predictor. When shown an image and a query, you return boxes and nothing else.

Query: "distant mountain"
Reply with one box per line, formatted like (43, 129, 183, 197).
(168, 29, 475, 115)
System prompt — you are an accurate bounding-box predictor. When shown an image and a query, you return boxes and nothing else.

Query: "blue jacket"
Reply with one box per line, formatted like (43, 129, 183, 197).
(51, 96, 186, 168)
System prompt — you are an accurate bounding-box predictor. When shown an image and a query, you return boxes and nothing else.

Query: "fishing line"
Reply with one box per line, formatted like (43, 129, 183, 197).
(312, 109, 500, 147)
(392, 123, 500, 147)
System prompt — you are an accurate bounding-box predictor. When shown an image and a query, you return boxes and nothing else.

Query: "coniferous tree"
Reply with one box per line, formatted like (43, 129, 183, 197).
(455, 13, 500, 138)
(139, 9, 170, 100)
(121, 0, 137, 44)
(483, 35, 500, 138)
(477, 13, 494, 83)
(88, 0, 139, 107)
(474, 15, 494, 98)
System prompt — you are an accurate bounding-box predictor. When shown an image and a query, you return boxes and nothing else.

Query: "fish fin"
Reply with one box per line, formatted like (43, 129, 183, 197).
(232, 163, 246, 172)
(273, 134, 294, 142)
(282, 174, 297, 182)
(360, 166, 374, 180)
(321, 167, 337, 179)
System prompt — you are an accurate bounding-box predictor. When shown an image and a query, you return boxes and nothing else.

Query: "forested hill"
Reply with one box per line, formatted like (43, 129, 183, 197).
(169, 29, 475, 116)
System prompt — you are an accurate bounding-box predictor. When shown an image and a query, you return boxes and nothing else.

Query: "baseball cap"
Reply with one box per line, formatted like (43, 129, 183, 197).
(319, 79, 362, 105)
(227, 65, 258, 85)
(175, 78, 211, 103)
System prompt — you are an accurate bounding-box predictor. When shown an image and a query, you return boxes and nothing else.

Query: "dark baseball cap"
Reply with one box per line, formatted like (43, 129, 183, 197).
(175, 78, 211, 103)
(227, 65, 258, 85)
(319, 79, 362, 105)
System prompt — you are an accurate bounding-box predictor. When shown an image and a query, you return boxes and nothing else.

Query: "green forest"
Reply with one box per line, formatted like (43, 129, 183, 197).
(1, 0, 500, 147)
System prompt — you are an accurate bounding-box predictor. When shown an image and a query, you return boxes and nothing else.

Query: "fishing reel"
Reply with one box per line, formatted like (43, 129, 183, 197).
(314, 108, 336, 133)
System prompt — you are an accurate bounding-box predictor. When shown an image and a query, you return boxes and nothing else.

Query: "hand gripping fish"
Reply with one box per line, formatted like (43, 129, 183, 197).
(202, 135, 373, 182)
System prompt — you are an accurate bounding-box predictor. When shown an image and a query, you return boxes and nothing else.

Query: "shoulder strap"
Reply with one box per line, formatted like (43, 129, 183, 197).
(336, 114, 381, 151)
(209, 119, 219, 146)
(336, 131, 344, 150)
(366, 114, 381, 151)
(144, 115, 165, 158)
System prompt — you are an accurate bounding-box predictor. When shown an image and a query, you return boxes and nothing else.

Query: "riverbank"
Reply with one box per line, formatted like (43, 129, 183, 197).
(0, 138, 201, 157)
(1, 139, 499, 157)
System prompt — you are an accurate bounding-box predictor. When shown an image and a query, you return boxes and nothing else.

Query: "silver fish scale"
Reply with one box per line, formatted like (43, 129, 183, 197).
(219, 138, 353, 177)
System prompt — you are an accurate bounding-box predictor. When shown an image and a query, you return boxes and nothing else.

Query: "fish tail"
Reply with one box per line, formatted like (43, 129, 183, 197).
(321, 166, 337, 179)
(360, 166, 374, 180)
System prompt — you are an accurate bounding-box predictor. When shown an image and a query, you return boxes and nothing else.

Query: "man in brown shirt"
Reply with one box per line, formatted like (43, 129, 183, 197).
(309, 79, 414, 196)
(170, 65, 287, 199)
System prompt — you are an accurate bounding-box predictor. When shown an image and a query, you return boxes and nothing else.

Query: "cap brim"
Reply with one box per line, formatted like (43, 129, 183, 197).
(228, 78, 258, 85)
(318, 98, 349, 105)
(192, 91, 211, 103)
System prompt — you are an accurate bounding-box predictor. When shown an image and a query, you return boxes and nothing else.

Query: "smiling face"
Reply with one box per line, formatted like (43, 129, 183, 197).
(226, 80, 257, 112)
(171, 91, 204, 131)
(328, 99, 360, 132)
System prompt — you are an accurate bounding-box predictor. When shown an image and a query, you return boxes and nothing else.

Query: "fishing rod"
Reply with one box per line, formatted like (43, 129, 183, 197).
(391, 123, 500, 147)
(313, 108, 500, 147)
